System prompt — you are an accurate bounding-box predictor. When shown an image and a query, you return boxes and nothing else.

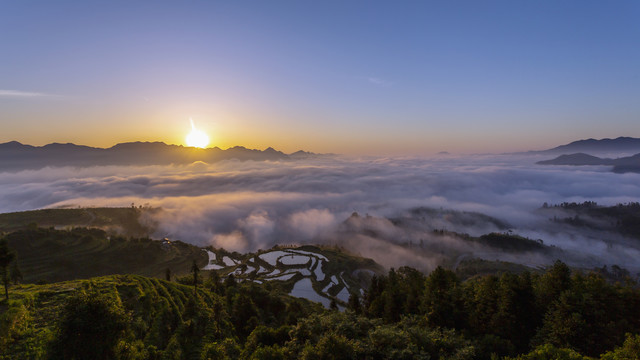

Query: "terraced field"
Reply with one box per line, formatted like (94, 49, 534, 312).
(201, 246, 384, 308)
(4, 227, 207, 283)
(0, 207, 157, 237)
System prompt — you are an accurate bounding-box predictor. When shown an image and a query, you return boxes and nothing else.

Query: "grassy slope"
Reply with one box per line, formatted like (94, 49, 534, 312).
(0, 207, 157, 238)
(4, 227, 207, 283)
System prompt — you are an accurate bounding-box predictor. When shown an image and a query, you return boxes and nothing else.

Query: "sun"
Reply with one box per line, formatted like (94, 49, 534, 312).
(186, 118, 209, 148)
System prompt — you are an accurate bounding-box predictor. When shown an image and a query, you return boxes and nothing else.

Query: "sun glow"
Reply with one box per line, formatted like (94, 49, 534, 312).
(186, 118, 209, 148)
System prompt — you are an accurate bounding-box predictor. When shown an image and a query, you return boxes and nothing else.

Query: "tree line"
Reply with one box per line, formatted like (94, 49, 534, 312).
(2, 248, 640, 359)
(354, 262, 640, 359)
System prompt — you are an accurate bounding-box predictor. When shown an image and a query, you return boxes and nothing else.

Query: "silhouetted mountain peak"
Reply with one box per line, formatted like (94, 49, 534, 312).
(508, 137, 640, 156)
(535, 137, 640, 155)
(0, 141, 315, 171)
(263, 147, 286, 156)
(42, 142, 95, 151)
(0, 141, 30, 150)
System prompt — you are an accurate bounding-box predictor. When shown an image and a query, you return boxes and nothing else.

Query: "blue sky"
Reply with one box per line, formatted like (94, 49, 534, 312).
(1, 1, 639, 154)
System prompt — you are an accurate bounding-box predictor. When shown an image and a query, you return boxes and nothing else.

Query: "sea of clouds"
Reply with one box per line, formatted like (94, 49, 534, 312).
(2, 154, 639, 271)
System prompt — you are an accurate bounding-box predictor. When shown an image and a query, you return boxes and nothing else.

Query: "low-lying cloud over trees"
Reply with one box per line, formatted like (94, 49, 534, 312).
(1, 154, 639, 271)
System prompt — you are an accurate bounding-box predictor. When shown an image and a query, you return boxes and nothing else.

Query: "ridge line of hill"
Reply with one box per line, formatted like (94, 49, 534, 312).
(507, 136, 640, 155)
(536, 152, 640, 173)
(0, 141, 324, 170)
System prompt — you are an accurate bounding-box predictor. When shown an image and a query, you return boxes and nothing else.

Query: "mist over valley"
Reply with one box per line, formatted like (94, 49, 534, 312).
(2, 138, 639, 274)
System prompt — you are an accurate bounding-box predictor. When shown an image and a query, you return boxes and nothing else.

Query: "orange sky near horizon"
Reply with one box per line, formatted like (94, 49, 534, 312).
(2, 2, 639, 156)
(1, 91, 621, 155)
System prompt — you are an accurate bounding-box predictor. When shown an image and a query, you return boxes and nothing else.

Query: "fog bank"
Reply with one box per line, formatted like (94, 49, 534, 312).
(2, 154, 639, 271)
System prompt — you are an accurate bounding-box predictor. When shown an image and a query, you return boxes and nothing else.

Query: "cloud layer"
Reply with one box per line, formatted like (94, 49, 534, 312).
(2, 155, 639, 271)
(0, 89, 55, 97)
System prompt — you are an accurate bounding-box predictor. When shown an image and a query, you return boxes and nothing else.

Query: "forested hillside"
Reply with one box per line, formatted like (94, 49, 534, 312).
(540, 202, 640, 239)
(1, 262, 639, 359)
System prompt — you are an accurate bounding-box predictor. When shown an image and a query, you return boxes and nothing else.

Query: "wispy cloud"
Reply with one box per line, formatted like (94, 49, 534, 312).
(367, 77, 392, 86)
(0, 89, 56, 98)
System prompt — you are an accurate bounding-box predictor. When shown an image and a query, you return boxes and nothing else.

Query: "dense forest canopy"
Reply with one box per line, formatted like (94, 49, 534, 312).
(2, 259, 639, 359)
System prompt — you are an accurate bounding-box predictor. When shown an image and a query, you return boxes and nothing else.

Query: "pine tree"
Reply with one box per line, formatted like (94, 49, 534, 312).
(421, 266, 461, 328)
(0, 239, 16, 301)
(10, 260, 22, 285)
(209, 270, 222, 294)
(348, 292, 361, 314)
(191, 260, 200, 295)
(329, 298, 338, 311)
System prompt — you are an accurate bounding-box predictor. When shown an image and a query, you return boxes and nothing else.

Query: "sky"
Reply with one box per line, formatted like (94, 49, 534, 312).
(1, 0, 639, 155)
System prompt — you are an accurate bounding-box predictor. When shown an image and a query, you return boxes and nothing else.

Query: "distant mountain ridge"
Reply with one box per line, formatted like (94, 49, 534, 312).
(517, 136, 640, 155)
(537, 153, 615, 166)
(0, 141, 319, 171)
(537, 152, 640, 173)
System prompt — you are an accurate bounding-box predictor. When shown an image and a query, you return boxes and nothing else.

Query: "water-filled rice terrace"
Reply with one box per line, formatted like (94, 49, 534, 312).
(201, 246, 384, 309)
